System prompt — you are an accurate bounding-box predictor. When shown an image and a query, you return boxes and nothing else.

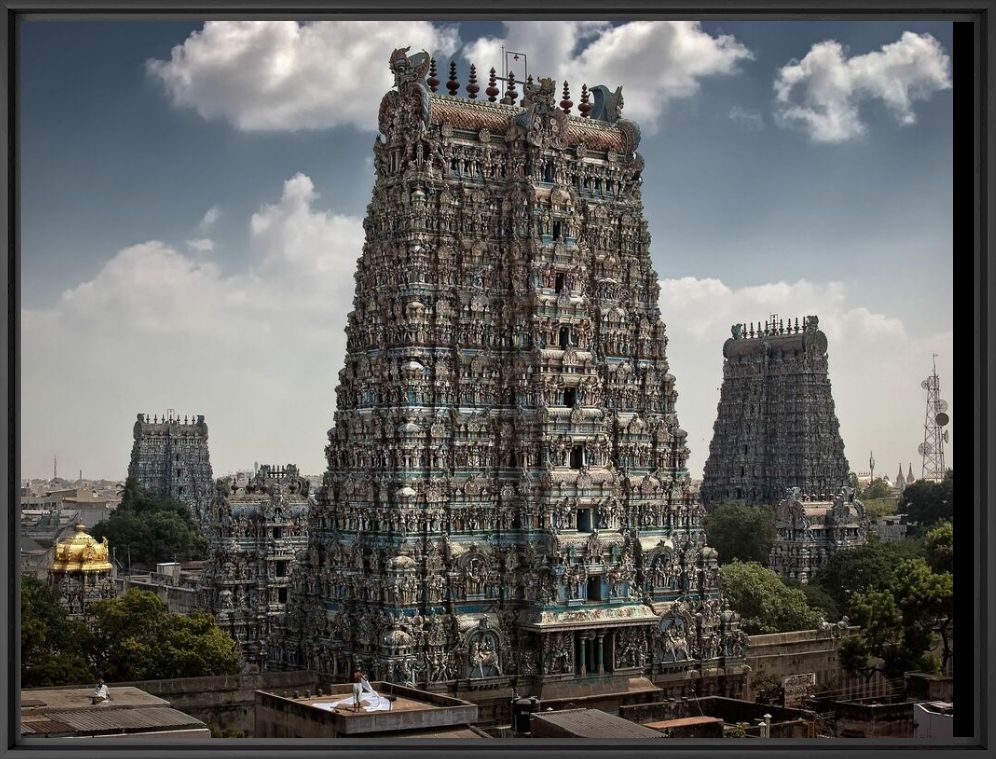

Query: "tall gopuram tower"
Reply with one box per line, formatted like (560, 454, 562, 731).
(128, 411, 214, 527)
(700, 315, 850, 508)
(281, 48, 746, 715)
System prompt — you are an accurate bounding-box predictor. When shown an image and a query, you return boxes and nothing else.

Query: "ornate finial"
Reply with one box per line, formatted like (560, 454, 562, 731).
(466, 64, 480, 99)
(428, 58, 439, 93)
(486, 67, 499, 102)
(560, 81, 573, 114)
(446, 60, 459, 96)
(506, 71, 518, 105)
(526, 74, 534, 92)
(579, 83, 591, 118)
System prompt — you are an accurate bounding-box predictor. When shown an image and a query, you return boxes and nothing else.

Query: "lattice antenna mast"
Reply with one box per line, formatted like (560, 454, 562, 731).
(918, 354, 949, 480)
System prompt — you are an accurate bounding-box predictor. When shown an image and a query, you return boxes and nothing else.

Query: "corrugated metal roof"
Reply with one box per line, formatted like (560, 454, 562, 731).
(532, 709, 666, 738)
(644, 716, 724, 729)
(21, 718, 74, 735)
(38, 707, 204, 735)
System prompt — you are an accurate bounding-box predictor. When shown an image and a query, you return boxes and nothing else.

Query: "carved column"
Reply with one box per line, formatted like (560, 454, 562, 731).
(596, 632, 605, 674)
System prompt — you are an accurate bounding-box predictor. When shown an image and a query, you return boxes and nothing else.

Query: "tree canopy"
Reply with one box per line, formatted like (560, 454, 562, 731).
(898, 470, 953, 532)
(860, 478, 892, 501)
(922, 521, 953, 575)
(21, 576, 92, 687)
(83, 590, 241, 682)
(21, 580, 240, 687)
(91, 478, 208, 567)
(703, 502, 777, 566)
(840, 557, 953, 679)
(720, 561, 821, 635)
(809, 536, 923, 609)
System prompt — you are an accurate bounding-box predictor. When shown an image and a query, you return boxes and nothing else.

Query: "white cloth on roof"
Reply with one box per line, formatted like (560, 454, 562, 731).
(322, 679, 391, 712)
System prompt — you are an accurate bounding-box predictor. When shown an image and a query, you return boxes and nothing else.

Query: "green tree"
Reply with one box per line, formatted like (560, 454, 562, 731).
(841, 558, 953, 679)
(860, 478, 892, 501)
(85, 590, 241, 682)
(862, 497, 897, 519)
(20, 575, 93, 687)
(898, 470, 953, 532)
(922, 521, 953, 574)
(809, 536, 923, 609)
(720, 561, 821, 634)
(92, 478, 207, 567)
(703, 502, 777, 565)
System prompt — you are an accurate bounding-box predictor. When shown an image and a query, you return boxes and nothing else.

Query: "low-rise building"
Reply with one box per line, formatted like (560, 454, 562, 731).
(529, 708, 666, 739)
(20, 686, 210, 740)
(254, 681, 484, 738)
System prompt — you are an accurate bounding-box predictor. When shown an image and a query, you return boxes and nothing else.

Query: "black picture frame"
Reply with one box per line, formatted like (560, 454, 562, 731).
(2, 1, 990, 757)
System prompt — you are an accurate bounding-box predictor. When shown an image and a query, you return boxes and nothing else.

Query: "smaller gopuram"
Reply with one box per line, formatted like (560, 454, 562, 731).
(48, 523, 115, 618)
(701, 315, 850, 508)
(128, 412, 214, 527)
(201, 465, 311, 672)
(768, 486, 868, 583)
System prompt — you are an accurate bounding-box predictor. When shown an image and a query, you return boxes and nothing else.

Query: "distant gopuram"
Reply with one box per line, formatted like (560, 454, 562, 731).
(700, 315, 850, 508)
(128, 411, 214, 526)
(278, 48, 746, 710)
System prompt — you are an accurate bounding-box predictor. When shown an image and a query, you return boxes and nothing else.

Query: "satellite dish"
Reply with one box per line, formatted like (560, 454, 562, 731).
(917, 443, 928, 455)
(921, 379, 930, 390)
(943, 429, 950, 443)
(935, 412, 950, 427)
(936, 399, 949, 413)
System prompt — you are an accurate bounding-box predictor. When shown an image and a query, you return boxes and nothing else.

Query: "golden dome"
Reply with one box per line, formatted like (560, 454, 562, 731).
(50, 523, 113, 573)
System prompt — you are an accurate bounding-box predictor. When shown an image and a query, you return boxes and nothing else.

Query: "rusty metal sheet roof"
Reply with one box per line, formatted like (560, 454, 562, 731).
(21, 718, 74, 735)
(38, 707, 205, 735)
(532, 708, 667, 738)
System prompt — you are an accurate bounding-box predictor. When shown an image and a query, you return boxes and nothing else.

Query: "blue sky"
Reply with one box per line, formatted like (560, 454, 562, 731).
(20, 20, 955, 481)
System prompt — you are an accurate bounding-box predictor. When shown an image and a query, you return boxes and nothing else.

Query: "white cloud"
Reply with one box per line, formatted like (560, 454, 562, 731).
(199, 205, 221, 229)
(659, 277, 953, 479)
(462, 21, 752, 132)
(185, 238, 214, 254)
(728, 105, 764, 130)
(774, 32, 951, 143)
(148, 21, 459, 132)
(22, 175, 363, 478)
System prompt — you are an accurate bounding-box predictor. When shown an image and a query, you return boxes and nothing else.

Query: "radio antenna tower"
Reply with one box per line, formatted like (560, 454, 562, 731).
(917, 354, 949, 481)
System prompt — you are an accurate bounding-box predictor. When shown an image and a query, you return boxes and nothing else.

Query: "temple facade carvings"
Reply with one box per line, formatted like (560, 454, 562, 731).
(128, 412, 214, 527)
(701, 316, 851, 508)
(275, 48, 746, 699)
(201, 465, 312, 672)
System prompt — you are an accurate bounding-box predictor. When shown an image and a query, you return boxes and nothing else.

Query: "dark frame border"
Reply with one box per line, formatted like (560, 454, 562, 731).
(2, 2, 991, 757)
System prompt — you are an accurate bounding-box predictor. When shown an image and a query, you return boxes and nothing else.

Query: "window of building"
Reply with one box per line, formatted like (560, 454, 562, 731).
(278, 588, 288, 604)
(544, 163, 555, 182)
(555, 273, 565, 293)
(553, 220, 562, 240)
(559, 326, 571, 349)
(740, 466, 745, 477)
(276, 561, 288, 577)
(570, 445, 584, 469)
(577, 508, 592, 532)
(587, 575, 604, 601)
(564, 387, 578, 408)
(273, 527, 283, 540)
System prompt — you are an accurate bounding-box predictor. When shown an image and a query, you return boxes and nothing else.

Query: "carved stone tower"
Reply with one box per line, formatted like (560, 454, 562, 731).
(280, 48, 745, 710)
(700, 316, 850, 508)
(128, 412, 214, 527)
(202, 464, 312, 672)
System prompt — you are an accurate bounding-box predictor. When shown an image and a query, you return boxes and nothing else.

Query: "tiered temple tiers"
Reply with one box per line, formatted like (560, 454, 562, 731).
(203, 465, 312, 672)
(278, 48, 746, 708)
(701, 316, 851, 508)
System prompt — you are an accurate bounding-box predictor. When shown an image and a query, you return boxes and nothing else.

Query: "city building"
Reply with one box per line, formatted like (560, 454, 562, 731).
(277, 47, 746, 720)
(700, 316, 851, 508)
(201, 464, 312, 671)
(127, 412, 214, 526)
(528, 708, 666, 739)
(254, 681, 485, 738)
(21, 686, 210, 740)
(48, 523, 116, 618)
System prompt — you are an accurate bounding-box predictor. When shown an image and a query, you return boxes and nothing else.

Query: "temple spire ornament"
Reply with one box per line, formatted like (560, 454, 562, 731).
(446, 60, 459, 96)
